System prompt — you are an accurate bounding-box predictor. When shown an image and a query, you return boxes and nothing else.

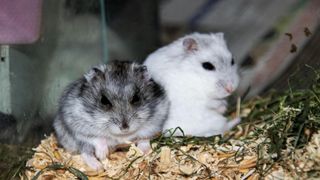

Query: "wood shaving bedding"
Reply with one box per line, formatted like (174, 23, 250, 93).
(23, 128, 320, 179)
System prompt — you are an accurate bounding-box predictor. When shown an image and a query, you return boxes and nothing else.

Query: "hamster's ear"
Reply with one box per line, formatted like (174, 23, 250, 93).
(133, 65, 151, 81)
(84, 64, 106, 82)
(183, 38, 198, 52)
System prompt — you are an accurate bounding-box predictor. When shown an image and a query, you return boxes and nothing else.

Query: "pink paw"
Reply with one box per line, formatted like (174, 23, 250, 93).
(93, 138, 109, 161)
(95, 147, 108, 161)
(137, 139, 151, 154)
(226, 117, 241, 131)
(223, 117, 241, 133)
(216, 106, 227, 114)
(232, 117, 241, 125)
(81, 153, 103, 171)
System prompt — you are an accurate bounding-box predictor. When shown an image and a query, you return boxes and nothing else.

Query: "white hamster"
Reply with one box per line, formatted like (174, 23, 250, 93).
(53, 61, 169, 170)
(144, 32, 240, 137)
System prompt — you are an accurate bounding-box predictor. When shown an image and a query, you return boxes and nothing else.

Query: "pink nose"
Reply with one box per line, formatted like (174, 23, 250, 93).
(225, 85, 233, 93)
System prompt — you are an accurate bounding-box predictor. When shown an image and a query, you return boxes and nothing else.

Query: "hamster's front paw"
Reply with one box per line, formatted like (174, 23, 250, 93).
(81, 152, 103, 171)
(208, 100, 227, 114)
(224, 117, 241, 132)
(93, 138, 109, 161)
(216, 106, 227, 114)
(95, 146, 109, 161)
(137, 139, 151, 154)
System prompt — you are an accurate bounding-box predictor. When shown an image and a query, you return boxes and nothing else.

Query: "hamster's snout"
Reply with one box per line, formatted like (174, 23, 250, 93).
(224, 84, 233, 93)
(218, 80, 236, 94)
(120, 120, 129, 130)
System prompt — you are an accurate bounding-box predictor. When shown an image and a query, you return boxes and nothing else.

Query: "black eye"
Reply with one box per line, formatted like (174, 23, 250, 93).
(202, 62, 215, 71)
(101, 95, 112, 108)
(231, 58, 235, 66)
(131, 93, 141, 105)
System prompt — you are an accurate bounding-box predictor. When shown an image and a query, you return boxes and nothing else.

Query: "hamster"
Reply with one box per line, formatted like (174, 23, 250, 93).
(53, 61, 169, 170)
(144, 32, 240, 137)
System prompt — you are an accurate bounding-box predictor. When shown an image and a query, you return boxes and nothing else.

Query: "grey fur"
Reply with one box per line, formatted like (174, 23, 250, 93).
(53, 60, 169, 169)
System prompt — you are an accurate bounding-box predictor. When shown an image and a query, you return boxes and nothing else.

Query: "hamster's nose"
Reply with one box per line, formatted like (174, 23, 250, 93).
(120, 121, 129, 130)
(224, 84, 233, 93)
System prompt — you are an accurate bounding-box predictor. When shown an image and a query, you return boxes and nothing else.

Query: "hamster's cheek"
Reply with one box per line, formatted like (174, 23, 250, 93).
(219, 91, 231, 98)
(211, 89, 230, 99)
(136, 108, 150, 119)
(128, 122, 140, 132)
(108, 125, 121, 135)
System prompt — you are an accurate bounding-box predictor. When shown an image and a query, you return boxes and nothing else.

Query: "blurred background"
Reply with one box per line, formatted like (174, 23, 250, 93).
(0, 0, 319, 146)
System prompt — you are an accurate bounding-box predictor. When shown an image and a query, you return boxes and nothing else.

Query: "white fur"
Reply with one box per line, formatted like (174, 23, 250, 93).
(84, 64, 107, 82)
(144, 32, 240, 136)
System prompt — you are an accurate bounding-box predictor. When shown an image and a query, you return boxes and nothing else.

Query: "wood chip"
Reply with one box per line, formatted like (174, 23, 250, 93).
(179, 165, 194, 175)
(23, 128, 320, 179)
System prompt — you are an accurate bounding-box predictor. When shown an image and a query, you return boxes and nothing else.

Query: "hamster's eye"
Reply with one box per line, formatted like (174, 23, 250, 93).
(130, 93, 141, 105)
(202, 62, 216, 71)
(101, 95, 112, 108)
(231, 58, 235, 66)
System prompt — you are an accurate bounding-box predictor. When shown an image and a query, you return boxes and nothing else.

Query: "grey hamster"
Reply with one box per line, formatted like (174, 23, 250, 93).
(53, 60, 169, 170)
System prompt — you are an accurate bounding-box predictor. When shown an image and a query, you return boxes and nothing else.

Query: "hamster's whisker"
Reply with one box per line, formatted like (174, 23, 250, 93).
(128, 110, 138, 122)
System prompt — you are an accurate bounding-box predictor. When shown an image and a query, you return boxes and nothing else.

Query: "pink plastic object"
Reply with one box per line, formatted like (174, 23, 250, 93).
(0, 0, 42, 44)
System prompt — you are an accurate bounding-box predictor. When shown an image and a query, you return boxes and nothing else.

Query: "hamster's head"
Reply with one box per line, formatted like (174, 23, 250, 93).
(81, 61, 166, 137)
(179, 33, 239, 98)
